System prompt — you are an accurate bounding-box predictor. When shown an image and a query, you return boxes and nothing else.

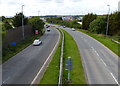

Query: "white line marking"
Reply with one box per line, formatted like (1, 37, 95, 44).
(110, 73, 120, 86)
(30, 28, 60, 85)
(100, 58, 107, 67)
(3, 77, 10, 84)
(91, 47, 94, 50)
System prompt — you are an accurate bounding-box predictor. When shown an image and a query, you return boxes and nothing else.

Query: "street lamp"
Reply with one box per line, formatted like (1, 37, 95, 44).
(22, 5, 24, 39)
(106, 4, 110, 36)
(38, 10, 40, 17)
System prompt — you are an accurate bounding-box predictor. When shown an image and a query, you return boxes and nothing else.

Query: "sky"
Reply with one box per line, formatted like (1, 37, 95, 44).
(0, 0, 119, 16)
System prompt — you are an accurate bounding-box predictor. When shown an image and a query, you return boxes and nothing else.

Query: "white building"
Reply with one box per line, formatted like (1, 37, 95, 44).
(62, 16, 74, 21)
(118, 1, 120, 11)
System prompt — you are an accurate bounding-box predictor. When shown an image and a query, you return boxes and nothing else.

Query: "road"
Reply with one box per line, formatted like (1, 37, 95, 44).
(61, 27, 119, 84)
(2, 27, 60, 85)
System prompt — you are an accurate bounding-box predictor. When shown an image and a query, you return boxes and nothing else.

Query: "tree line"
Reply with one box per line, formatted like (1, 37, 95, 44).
(47, 17, 81, 29)
(1, 13, 45, 39)
(82, 12, 120, 36)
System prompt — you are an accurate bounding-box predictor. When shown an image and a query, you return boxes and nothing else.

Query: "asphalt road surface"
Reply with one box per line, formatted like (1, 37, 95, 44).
(62, 27, 120, 85)
(2, 27, 60, 85)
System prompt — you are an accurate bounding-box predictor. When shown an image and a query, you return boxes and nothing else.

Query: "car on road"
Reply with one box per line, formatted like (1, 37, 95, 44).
(33, 39, 42, 46)
(63, 26, 66, 28)
(47, 28, 50, 32)
(72, 28, 75, 31)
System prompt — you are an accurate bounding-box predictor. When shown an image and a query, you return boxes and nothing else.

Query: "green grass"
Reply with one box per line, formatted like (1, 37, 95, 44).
(39, 29, 62, 84)
(62, 29, 86, 84)
(2, 34, 42, 63)
(77, 29, 120, 57)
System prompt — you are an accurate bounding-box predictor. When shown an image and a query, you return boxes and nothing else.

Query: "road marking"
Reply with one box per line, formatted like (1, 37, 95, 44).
(3, 77, 10, 84)
(30, 28, 60, 85)
(110, 73, 120, 86)
(100, 58, 107, 67)
(91, 47, 119, 85)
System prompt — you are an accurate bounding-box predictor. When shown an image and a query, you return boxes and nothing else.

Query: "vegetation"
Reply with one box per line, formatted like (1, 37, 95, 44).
(82, 13, 97, 30)
(62, 29, 86, 84)
(28, 16, 45, 34)
(47, 17, 81, 29)
(2, 34, 41, 63)
(12, 12, 28, 27)
(2, 15, 45, 63)
(89, 16, 106, 34)
(109, 12, 120, 36)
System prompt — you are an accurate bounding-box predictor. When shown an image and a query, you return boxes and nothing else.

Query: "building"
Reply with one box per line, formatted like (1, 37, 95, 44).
(62, 16, 74, 21)
(118, 1, 120, 11)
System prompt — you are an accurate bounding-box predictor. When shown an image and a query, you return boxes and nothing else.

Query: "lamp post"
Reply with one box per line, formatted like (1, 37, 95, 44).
(106, 4, 110, 36)
(38, 10, 40, 17)
(22, 5, 24, 39)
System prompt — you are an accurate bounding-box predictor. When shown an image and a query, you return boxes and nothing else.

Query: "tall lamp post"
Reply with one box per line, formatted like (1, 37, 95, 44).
(38, 10, 40, 17)
(22, 5, 24, 39)
(106, 4, 110, 36)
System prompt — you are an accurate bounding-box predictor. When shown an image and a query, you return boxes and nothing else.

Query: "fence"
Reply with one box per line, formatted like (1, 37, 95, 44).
(2, 25, 33, 48)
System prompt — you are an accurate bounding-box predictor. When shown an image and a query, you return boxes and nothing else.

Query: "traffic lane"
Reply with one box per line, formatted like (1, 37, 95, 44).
(70, 30, 119, 80)
(2, 27, 60, 84)
(74, 30, 119, 80)
(74, 36, 117, 84)
(63, 28, 118, 84)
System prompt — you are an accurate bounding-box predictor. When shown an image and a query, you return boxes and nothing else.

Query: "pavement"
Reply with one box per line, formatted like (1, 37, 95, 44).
(2, 27, 60, 85)
(62, 27, 120, 84)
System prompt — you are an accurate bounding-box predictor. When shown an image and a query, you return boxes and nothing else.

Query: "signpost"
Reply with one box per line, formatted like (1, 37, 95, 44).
(35, 30, 39, 35)
(11, 42, 17, 46)
(65, 57, 73, 82)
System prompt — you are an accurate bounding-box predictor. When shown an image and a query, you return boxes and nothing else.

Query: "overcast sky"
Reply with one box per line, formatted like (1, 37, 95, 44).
(0, 0, 119, 16)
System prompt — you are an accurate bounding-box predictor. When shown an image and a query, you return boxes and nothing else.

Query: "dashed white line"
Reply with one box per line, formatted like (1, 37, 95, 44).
(91, 46, 119, 85)
(110, 73, 120, 86)
(100, 58, 107, 67)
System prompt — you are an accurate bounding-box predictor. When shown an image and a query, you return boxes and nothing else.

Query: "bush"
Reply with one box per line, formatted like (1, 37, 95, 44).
(89, 16, 106, 34)
(82, 13, 97, 30)
(28, 16, 45, 34)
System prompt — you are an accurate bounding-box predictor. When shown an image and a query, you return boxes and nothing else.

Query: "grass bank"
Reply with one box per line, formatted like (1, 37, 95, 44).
(77, 29, 120, 57)
(2, 34, 42, 63)
(62, 29, 86, 84)
(39, 29, 62, 84)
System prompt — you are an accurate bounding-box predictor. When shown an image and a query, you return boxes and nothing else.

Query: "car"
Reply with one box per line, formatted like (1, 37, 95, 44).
(47, 28, 50, 31)
(72, 28, 75, 31)
(33, 39, 42, 46)
(63, 26, 66, 28)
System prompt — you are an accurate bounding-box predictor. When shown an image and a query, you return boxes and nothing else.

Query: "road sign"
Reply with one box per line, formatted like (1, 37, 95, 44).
(65, 57, 73, 81)
(11, 42, 16, 46)
(65, 58, 73, 70)
(35, 30, 38, 35)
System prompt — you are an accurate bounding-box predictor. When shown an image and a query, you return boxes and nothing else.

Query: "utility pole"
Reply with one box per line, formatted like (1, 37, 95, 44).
(22, 5, 24, 39)
(106, 5, 110, 36)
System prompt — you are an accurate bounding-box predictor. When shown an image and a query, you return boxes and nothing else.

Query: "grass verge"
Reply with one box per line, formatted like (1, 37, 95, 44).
(39, 29, 62, 84)
(2, 34, 42, 63)
(62, 29, 86, 84)
(77, 29, 120, 57)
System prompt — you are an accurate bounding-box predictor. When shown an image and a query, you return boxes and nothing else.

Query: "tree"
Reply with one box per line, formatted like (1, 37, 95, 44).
(3, 20, 13, 30)
(109, 12, 120, 36)
(82, 13, 97, 30)
(12, 12, 28, 27)
(28, 16, 45, 34)
(89, 16, 107, 34)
